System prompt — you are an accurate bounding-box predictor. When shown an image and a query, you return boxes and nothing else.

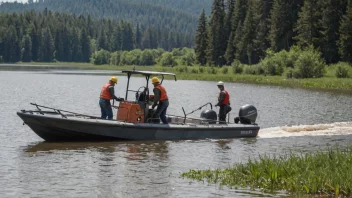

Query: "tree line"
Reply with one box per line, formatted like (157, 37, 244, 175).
(0, 10, 193, 63)
(195, 0, 352, 66)
(0, 0, 199, 49)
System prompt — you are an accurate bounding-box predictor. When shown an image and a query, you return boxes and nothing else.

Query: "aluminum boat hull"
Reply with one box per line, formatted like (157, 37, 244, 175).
(17, 111, 260, 142)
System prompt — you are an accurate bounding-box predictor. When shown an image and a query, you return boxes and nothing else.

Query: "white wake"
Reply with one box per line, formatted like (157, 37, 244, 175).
(259, 122, 352, 138)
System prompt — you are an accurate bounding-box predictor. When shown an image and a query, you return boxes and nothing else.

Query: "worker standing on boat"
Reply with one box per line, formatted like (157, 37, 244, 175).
(215, 81, 231, 124)
(99, 76, 123, 120)
(151, 77, 169, 124)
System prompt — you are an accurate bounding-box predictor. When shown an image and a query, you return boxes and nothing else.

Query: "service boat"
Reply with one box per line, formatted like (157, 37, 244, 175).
(17, 70, 260, 142)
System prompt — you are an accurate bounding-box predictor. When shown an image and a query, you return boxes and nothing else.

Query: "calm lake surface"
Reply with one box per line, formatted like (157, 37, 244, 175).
(1, 70, 351, 197)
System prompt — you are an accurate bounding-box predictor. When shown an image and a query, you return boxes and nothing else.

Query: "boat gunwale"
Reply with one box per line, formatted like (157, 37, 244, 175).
(17, 111, 260, 130)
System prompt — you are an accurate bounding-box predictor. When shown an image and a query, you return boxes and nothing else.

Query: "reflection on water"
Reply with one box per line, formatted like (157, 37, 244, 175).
(1, 71, 351, 197)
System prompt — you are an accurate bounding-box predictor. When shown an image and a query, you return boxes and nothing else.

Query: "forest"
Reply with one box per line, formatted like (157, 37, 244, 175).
(0, 10, 193, 62)
(195, 0, 352, 66)
(0, 0, 213, 49)
(0, 0, 351, 80)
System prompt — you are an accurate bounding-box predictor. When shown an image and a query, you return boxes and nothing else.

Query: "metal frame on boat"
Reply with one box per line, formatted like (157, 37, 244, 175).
(17, 70, 260, 141)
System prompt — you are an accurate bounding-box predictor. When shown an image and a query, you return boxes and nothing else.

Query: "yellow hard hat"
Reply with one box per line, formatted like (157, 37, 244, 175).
(110, 76, 118, 83)
(151, 77, 160, 84)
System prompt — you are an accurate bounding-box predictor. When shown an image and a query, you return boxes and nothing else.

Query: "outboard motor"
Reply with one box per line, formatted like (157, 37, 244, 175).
(238, 104, 257, 124)
(200, 109, 217, 124)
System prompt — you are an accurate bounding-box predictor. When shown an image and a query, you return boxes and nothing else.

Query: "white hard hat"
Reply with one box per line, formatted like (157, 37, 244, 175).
(217, 81, 224, 86)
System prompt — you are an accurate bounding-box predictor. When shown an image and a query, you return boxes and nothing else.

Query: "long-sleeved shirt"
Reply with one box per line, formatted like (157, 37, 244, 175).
(108, 86, 118, 100)
(217, 91, 226, 106)
(153, 87, 161, 105)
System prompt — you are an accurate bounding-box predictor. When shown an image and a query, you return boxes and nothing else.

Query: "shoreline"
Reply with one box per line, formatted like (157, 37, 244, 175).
(1, 63, 352, 94)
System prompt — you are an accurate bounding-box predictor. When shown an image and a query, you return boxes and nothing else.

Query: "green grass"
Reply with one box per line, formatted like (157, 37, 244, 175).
(181, 147, 352, 197)
(3, 62, 352, 91)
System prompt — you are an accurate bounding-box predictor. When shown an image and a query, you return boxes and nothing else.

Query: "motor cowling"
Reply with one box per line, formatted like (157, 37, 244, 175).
(200, 109, 217, 124)
(238, 104, 257, 124)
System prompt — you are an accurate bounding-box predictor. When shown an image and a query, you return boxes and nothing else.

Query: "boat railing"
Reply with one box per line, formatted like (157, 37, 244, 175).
(27, 103, 101, 119)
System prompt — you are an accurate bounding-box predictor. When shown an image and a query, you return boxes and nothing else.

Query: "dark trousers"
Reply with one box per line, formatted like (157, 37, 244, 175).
(219, 105, 229, 124)
(154, 100, 169, 124)
(99, 98, 113, 120)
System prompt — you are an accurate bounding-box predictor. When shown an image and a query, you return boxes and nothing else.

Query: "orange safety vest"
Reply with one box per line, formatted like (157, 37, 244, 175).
(218, 89, 230, 105)
(100, 83, 112, 100)
(155, 84, 168, 101)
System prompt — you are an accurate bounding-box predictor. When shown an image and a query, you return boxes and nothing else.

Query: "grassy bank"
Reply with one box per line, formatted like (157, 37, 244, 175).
(181, 147, 352, 197)
(2, 62, 352, 91)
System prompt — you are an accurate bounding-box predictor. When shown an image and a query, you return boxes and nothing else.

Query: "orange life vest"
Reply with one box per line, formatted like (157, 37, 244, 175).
(155, 84, 168, 101)
(218, 89, 230, 105)
(100, 83, 112, 100)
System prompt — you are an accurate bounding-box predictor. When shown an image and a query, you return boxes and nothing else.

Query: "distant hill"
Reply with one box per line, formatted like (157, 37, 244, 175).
(0, 0, 213, 44)
(128, 0, 212, 15)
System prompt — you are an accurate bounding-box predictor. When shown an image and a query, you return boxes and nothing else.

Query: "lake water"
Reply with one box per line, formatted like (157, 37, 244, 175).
(1, 70, 351, 197)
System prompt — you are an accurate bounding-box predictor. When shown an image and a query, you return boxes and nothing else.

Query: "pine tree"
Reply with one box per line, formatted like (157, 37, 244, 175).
(3, 25, 21, 62)
(112, 25, 121, 51)
(195, 9, 208, 66)
(236, 4, 256, 64)
(142, 27, 155, 49)
(135, 24, 142, 49)
(121, 22, 134, 51)
(21, 34, 32, 62)
(269, 0, 303, 51)
(39, 28, 54, 62)
(294, 0, 321, 48)
(80, 28, 91, 62)
(97, 28, 108, 51)
(252, 0, 273, 63)
(62, 27, 71, 62)
(224, 31, 234, 64)
(319, 0, 347, 63)
(30, 25, 40, 61)
(224, 0, 235, 44)
(71, 28, 82, 62)
(54, 28, 64, 61)
(207, 0, 226, 66)
(338, 0, 352, 62)
(225, 0, 247, 64)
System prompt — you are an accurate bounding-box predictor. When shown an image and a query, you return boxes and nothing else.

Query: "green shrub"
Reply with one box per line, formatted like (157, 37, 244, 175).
(175, 66, 188, 73)
(232, 60, 243, 74)
(259, 49, 287, 76)
(139, 49, 155, 66)
(286, 68, 294, 78)
(110, 51, 121, 66)
(207, 66, 218, 74)
(243, 65, 256, 75)
(293, 46, 326, 78)
(287, 45, 301, 68)
(191, 67, 198, 74)
(91, 49, 110, 65)
(199, 67, 204, 73)
(159, 52, 177, 67)
(254, 65, 265, 75)
(335, 64, 350, 78)
(180, 50, 196, 66)
(222, 66, 229, 74)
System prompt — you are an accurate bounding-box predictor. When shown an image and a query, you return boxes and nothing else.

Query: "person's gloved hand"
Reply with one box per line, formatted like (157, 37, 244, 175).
(115, 97, 124, 102)
(215, 103, 219, 107)
(152, 104, 157, 109)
